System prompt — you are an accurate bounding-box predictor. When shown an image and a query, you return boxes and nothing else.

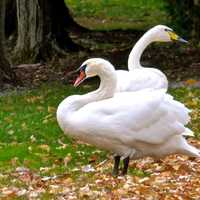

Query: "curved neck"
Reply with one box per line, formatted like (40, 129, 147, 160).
(128, 30, 154, 70)
(78, 69, 117, 109)
(60, 65, 117, 115)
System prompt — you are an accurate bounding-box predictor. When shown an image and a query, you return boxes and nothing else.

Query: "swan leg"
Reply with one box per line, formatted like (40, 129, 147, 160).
(112, 155, 120, 176)
(122, 157, 130, 175)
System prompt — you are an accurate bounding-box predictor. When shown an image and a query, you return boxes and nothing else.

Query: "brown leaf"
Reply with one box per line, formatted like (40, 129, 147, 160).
(63, 154, 72, 167)
(38, 144, 50, 152)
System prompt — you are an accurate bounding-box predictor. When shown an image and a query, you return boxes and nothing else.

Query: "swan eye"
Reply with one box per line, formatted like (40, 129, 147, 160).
(164, 28, 172, 32)
(80, 64, 87, 72)
(164, 28, 179, 41)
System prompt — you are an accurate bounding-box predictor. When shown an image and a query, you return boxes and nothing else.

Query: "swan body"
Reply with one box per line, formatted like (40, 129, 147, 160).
(57, 58, 199, 174)
(116, 25, 187, 92)
(116, 68, 167, 92)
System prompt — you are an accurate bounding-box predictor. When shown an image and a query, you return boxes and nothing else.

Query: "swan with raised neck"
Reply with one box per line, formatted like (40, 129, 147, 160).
(128, 25, 188, 70)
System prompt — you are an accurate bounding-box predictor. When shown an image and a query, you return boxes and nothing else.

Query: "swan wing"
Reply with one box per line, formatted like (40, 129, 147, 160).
(116, 68, 168, 92)
(73, 90, 190, 146)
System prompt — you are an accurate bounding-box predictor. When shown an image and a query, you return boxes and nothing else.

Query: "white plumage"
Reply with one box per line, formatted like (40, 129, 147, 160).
(116, 25, 187, 92)
(57, 58, 199, 175)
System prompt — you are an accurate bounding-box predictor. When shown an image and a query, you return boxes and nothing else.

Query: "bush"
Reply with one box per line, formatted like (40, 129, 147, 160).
(165, 0, 200, 40)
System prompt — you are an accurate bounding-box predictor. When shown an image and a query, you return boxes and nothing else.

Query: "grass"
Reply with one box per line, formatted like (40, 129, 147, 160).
(65, 0, 168, 30)
(0, 83, 107, 172)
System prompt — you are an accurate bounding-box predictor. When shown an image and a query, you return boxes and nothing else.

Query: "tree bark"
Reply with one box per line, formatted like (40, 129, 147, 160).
(0, 0, 17, 86)
(5, 0, 17, 37)
(15, 0, 43, 62)
(15, 0, 83, 63)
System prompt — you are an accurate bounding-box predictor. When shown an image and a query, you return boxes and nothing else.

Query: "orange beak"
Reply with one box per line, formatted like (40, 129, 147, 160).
(74, 71, 86, 87)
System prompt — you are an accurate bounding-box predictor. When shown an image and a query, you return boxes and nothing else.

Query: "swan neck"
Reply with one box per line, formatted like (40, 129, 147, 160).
(59, 66, 117, 116)
(97, 69, 117, 99)
(56, 63, 117, 135)
(74, 73, 116, 111)
(128, 31, 154, 70)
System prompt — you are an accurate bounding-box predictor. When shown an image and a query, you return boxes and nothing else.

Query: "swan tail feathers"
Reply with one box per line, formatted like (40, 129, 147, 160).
(182, 144, 200, 158)
(182, 128, 195, 137)
(180, 137, 200, 158)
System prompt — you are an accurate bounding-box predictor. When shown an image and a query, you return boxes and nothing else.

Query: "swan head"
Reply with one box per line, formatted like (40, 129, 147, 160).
(149, 25, 188, 43)
(74, 58, 114, 87)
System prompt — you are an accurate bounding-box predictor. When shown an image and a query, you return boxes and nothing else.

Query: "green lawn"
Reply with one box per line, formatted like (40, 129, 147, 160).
(66, 0, 168, 30)
(0, 83, 200, 198)
(0, 83, 107, 172)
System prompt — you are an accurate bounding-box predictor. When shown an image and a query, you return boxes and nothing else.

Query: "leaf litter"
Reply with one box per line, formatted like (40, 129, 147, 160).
(0, 138, 200, 199)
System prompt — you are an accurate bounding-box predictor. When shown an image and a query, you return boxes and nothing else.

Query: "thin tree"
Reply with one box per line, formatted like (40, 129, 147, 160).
(0, 0, 17, 86)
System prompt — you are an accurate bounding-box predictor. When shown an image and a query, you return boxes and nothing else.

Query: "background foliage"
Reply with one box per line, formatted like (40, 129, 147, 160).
(165, 0, 200, 40)
(66, 0, 167, 30)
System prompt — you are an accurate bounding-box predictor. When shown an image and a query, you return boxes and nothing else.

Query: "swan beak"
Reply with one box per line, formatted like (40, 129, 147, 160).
(177, 37, 188, 43)
(168, 31, 188, 43)
(74, 71, 86, 87)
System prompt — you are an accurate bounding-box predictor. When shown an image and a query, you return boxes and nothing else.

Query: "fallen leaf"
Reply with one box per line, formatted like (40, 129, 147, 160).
(48, 106, 56, 113)
(64, 155, 72, 166)
(38, 144, 50, 152)
(185, 79, 198, 85)
(30, 135, 36, 142)
(82, 165, 95, 173)
(16, 189, 27, 196)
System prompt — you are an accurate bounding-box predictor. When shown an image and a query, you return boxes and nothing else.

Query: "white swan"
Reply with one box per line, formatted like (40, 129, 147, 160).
(116, 25, 188, 92)
(57, 58, 199, 175)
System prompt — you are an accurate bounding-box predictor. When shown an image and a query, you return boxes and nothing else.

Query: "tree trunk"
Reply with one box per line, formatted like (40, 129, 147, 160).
(5, 0, 17, 37)
(0, 0, 17, 86)
(15, 0, 83, 63)
(15, 0, 43, 62)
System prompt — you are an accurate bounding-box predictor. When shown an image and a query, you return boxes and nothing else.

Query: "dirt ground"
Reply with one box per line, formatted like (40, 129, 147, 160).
(12, 30, 200, 88)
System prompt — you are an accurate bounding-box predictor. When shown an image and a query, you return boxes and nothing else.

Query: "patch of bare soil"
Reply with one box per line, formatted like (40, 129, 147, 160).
(13, 29, 200, 87)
